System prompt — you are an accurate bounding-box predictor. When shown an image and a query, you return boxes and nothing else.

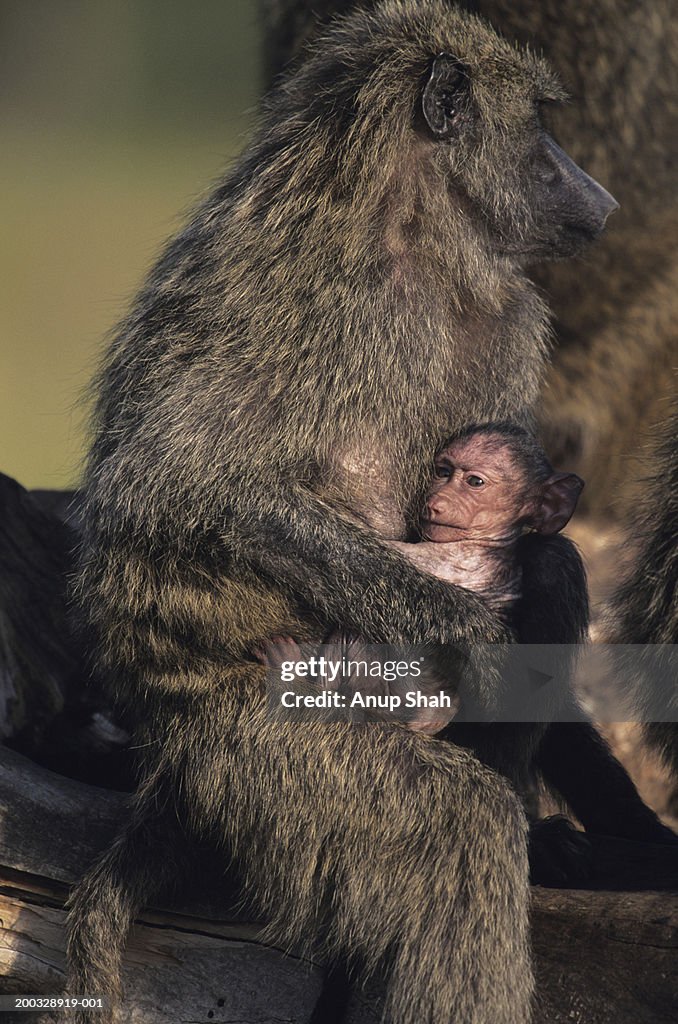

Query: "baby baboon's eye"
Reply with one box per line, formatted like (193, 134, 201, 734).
(466, 474, 485, 488)
(434, 464, 452, 479)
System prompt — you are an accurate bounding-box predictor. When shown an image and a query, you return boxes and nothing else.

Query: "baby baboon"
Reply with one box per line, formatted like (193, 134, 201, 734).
(401, 423, 583, 612)
(66, 3, 620, 1022)
(259, 422, 585, 733)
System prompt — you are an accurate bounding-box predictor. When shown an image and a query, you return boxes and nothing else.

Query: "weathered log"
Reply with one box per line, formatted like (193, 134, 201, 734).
(0, 747, 676, 1023)
(0, 875, 352, 1024)
(0, 747, 379, 1023)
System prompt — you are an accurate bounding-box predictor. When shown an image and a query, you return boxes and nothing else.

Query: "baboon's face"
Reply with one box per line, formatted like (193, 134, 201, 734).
(419, 50, 618, 261)
(422, 436, 529, 542)
(273, 2, 617, 265)
(422, 433, 584, 541)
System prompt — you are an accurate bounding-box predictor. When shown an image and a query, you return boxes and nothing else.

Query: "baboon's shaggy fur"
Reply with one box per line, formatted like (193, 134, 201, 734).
(608, 404, 678, 780)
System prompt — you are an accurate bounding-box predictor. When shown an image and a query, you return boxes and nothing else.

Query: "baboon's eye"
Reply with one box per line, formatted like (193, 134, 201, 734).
(422, 54, 470, 140)
(434, 464, 452, 479)
(466, 475, 485, 488)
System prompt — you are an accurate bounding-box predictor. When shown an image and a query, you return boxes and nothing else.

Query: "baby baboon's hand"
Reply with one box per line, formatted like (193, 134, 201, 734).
(529, 815, 592, 887)
(253, 635, 302, 669)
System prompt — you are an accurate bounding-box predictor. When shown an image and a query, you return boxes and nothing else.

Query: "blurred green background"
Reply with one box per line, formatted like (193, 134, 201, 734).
(1, 1, 261, 488)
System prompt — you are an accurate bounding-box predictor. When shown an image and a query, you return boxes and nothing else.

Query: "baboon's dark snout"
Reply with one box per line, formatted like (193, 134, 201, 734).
(584, 175, 619, 231)
(542, 135, 619, 239)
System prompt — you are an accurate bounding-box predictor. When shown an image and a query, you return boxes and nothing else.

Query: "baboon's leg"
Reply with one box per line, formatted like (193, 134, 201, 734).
(66, 678, 532, 1024)
(373, 749, 531, 1024)
(537, 721, 678, 844)
(192, 702, 533, 1024)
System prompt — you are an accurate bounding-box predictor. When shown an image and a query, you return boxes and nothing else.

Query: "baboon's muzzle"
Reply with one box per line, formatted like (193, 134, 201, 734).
(541, 134, 619, 243)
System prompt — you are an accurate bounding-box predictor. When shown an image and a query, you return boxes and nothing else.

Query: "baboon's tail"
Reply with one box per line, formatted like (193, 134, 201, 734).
(65, 793, 181, 1024)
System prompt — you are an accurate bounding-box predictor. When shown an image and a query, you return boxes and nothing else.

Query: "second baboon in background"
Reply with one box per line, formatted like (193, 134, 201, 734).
(608, 402, 678, 782)
(260, 0, 678, 517)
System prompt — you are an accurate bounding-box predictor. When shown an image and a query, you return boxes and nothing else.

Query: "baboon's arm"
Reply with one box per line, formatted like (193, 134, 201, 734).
(515, 532, 589, 647)
(228, 483, 512, 647)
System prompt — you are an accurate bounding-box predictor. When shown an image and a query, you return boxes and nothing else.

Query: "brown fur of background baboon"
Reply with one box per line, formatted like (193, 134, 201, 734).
(607, 401, 678, 795)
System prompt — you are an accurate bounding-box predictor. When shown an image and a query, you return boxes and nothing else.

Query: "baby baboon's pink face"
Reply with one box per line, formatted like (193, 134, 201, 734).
(422, 436, 530, 543)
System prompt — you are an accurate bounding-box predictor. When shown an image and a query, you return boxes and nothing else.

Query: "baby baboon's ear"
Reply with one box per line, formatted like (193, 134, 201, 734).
(533, 473, 585, 535)
(422, 54, 470, 139)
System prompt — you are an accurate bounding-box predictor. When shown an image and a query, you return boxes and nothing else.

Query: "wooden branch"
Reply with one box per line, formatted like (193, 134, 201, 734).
(0, 747, 676, 1023)
(532, 889, 678, 1024)
(0, 747, 379, 1022)
(0, 875, 341, 1024)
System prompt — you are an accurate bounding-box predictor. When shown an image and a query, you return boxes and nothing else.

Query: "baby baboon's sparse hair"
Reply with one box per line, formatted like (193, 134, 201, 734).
(443, 421, 554, 488)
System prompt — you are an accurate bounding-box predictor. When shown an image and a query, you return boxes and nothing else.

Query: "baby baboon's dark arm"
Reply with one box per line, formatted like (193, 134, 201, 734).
(433, 534, 589, 784)
(515, 531, 589, 647)
(230, 483, 512, 646)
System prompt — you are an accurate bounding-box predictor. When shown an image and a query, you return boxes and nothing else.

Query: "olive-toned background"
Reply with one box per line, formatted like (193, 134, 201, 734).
(1, 1, 260, 488)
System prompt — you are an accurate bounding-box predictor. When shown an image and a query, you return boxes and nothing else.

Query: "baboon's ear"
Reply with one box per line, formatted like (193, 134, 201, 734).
(422, 54, 470, 139)
(533, 473, 585, 535)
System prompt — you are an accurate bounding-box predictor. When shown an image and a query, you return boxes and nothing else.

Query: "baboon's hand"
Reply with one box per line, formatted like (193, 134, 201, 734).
(515, 532, 589, 645)
(253, 635, 302, 668)
(529, 815, 592, 887)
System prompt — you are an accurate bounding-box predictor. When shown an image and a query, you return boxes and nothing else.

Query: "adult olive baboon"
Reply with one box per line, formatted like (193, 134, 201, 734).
(261, 0, 678, 516)
(64, 2, 623, 1022)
